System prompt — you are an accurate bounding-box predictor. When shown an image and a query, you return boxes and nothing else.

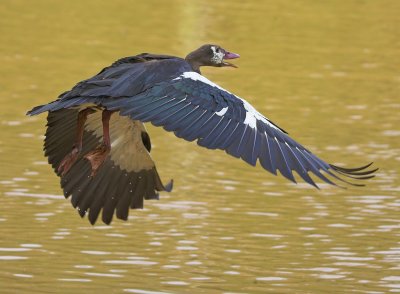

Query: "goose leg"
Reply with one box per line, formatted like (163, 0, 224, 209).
(58, 108, 95, 176)
(84, 109, 114, 177)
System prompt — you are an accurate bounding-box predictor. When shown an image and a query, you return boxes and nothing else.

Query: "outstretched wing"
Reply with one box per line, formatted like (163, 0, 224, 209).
(45, 108, 172, 224)
(103, 72, 377, 188)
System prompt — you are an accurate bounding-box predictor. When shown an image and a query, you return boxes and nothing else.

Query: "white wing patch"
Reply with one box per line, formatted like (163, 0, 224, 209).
(241, 99, 279, 131)
(173, 71, 281, 131)
(174, 72, 230, 93)
(215, 106, 228, 116)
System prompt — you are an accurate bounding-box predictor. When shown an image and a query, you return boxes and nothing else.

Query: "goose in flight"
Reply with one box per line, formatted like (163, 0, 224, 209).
(27, 44, 377, 224)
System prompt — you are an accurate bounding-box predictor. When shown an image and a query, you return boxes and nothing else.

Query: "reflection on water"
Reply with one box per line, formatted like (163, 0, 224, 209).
(1, 0, 399, 293)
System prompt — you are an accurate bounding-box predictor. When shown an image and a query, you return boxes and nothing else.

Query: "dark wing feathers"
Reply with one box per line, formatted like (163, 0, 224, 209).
(27, 57, 192, 116)
(102, 72, 376, 187)
(44, 109, 171, 224)
(28, 56, 376, 225)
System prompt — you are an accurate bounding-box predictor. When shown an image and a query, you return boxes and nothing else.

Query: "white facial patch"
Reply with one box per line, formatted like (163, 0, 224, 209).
(211, 46, 224, 64)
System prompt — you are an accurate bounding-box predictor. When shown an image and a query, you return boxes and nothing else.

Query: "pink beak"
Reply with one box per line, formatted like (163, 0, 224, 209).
(224, 51, 240, 60)
(222, 51, 240, 68)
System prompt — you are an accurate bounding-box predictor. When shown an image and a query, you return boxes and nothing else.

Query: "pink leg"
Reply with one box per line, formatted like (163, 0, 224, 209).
(84, 110, 114, 177)
(58, 108, 94, 176)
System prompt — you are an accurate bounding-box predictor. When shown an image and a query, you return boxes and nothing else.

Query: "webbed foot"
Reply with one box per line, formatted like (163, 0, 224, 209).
(58, 146, 80, 176)
(84, 144, 110, 176)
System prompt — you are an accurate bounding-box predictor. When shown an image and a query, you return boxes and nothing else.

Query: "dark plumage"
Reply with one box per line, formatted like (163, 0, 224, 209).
(27, 44, 377, 224)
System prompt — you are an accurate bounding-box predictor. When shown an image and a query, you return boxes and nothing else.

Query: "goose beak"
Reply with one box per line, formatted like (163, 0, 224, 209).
(222, 51, 240, 68)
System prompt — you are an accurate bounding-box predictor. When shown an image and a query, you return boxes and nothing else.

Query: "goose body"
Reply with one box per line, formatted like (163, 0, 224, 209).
(27, 44, 377, 224)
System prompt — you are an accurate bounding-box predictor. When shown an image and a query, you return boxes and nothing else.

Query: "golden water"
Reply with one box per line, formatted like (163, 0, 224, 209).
(0, 1, 399, 293)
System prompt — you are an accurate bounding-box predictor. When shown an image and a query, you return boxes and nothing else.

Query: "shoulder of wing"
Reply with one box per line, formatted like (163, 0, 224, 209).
(170, 71, 286, 133)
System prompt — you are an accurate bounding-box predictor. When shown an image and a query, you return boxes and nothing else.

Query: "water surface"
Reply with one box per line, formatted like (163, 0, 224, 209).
(0, 0, 399, 293)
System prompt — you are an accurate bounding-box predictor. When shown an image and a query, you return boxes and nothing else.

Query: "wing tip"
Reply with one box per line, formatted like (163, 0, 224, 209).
(88, 213, 98, 225)
(164, 179, 174, 192)
(328, 162, 378, 187)
(26, 106, 44, 116)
